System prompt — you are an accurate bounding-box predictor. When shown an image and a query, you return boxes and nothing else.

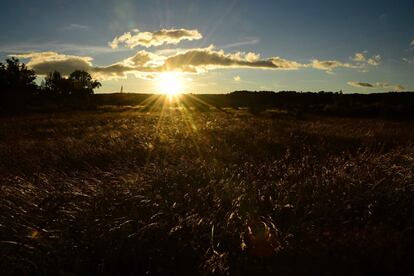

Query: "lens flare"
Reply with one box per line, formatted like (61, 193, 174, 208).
(156, 72, 184, 96)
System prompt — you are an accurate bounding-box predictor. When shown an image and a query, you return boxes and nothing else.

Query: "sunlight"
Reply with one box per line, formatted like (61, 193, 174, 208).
(156, 72, 185, 96)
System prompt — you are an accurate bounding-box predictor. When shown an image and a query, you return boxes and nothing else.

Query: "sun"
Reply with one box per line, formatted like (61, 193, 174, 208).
(156, 72, 184, 96)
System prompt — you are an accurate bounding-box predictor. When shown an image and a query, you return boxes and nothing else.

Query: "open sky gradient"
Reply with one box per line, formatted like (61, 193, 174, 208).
(0, 0, 413, 93)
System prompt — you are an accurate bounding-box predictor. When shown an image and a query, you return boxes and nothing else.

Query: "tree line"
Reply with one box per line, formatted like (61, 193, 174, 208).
(0, 57, 101, 99)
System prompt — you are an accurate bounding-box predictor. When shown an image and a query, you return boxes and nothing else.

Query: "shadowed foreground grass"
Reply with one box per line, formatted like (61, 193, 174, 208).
(1, 108, 414, 275)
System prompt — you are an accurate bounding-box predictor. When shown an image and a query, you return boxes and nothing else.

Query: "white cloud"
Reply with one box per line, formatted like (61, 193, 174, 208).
(367, 55, 381, 66)
(10, 46, 385, 82)
(12, 52, 93, 75)
(161, 46, 304, 73)
(109, 28, 203, 49)
(234, 75, 241, 81)
(310, 52, 381, 74)
(352, 52, 366, 62)
(310, 59, 356, 72)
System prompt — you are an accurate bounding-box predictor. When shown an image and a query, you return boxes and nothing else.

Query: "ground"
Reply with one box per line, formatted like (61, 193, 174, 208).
(1, 108, 414, 275)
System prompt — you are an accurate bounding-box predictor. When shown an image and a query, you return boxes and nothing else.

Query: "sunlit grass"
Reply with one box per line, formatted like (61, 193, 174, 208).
(1, 110, 414, 274)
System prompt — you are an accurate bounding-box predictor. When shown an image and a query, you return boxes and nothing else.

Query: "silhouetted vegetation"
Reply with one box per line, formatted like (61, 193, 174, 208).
(1, 109, 414, 274)
(0, 58, 37, 99)
(1, 58, 413, 121)
(0, 58, 101, 112)
(92, 91, 414, 121)
(1, 58, 414, 274)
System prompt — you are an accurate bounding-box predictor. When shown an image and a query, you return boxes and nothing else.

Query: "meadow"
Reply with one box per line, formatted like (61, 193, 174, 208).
(1, 107, 414, 275)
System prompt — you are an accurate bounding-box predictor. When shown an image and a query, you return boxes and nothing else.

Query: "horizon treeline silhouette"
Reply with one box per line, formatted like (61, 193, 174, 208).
(1, 57, 414, 120)
(0, 57, 101, 98)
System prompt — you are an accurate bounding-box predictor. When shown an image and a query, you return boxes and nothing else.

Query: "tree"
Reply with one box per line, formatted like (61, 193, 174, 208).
(0, 57, 37, 97)
(41, 70, 101, 97)
(42, 71, 72, 96)
(68, 70, 101, 96)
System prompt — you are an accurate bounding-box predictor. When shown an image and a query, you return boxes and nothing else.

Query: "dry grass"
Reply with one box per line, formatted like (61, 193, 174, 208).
(1, 108, 414, 275)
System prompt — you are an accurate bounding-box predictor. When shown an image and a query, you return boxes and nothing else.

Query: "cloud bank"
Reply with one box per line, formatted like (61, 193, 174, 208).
(13, 52, 93, 75)
(109, 28, 203, 49)
(348, 81, 406, 91)
(9, 25, 385, 83)
(11, 46, 307, 80)
(160, 46, 304, 73)
(12, 46, 386, 81)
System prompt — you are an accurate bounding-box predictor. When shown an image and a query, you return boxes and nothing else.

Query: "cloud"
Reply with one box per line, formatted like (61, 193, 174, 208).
(62, 24, 90, 31)
(11, 52, 93, 75)
(160, 46, 304, 73)
(11, 47, 384, 82)
(367, 55, 381, 66)
(351, 52, 381, 65)
(403, 57, 414, 64)
(109, 28, 203, 49)
(352, 52, 366, 62)
(91, 51, 164, 80)
(348, 81, 406, 91)
(411, 39, 414, 47)
(310, 52, 381, 74)
(220, 38, 261, 49)
(10, 51, 164, 80)
(0, 42, 128, 56)
(234, 75, 241, 81)
(310, 59, 356, 72)
(347, 81, 374, 88)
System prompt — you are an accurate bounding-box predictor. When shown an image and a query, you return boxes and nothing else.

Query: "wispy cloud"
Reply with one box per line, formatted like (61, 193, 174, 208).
(411, 38, 414, 47)
(0, 42, 128, 56)
(61, 24, 90, 31)
(109, 28, 203, 49)
(403, 57, 414, 64)
(220, 38, 260, 49)
(348, 81, 406, 91)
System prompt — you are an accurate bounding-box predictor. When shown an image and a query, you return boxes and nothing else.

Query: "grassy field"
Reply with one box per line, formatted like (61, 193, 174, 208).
(1, 107, 414, 275)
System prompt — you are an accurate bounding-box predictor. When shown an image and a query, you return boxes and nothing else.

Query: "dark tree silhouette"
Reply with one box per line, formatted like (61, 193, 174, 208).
(41, 70, 101, 97)
(0, 57, 37, 97)
(42, 71, 70, 96)
(69, 70, 101, 96)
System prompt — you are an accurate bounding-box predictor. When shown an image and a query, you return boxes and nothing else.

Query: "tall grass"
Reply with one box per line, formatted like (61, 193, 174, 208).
(1, 109, 414, 275)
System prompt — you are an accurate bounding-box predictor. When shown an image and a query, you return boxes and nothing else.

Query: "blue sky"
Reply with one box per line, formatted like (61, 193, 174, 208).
(0, 0, 413, 93)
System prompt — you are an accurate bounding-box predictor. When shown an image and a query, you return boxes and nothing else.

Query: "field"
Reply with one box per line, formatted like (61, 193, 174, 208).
(1, 107, 414, 275)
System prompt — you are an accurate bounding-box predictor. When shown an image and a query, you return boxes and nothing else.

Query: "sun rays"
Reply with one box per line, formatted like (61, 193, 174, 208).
(136, 92, 217, 165)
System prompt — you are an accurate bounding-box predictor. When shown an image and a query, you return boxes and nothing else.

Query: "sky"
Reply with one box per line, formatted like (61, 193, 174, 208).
(0, 0, 413, 94)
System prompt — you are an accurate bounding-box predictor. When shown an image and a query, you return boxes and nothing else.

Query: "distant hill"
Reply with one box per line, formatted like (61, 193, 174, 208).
(91, 91, 414, 120)
(2, 90, 414, 120)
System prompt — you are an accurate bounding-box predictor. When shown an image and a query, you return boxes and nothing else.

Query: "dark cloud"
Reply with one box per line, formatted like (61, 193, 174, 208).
(348, 81, 406, 91)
